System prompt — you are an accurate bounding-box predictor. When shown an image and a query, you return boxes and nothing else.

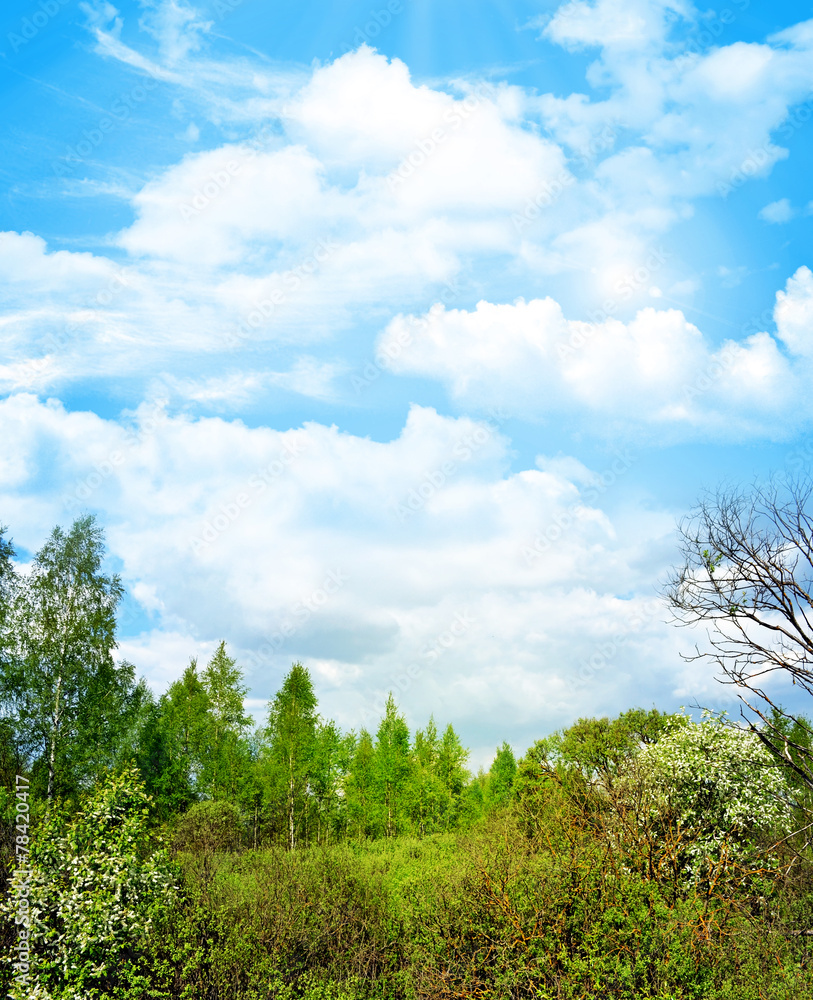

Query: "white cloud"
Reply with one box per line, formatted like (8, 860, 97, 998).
(377, 277, 809, 438)
(540, 0, 689, 53)
(0, 394, 699, 751)
(534, 7, 813, 218)
(775, 266, 813, 357)
(759, 197, 795, 223)
(4, 12, 813, 409)
(117, 630, 219, 694)
(138, 0, 212, 64)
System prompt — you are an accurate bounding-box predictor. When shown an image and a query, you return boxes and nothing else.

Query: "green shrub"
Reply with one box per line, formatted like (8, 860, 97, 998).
(172, 799, 245, 854)
(0, 764, 178, 1000)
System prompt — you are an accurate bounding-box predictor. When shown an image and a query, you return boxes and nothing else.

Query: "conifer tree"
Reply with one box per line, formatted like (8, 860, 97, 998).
(134, 693, 195, 819)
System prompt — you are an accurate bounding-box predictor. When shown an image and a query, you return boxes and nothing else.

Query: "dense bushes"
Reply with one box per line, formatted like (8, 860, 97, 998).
(0, 766, 177, 1000)
(3, 709, 813, 999)
(114, 815, 813, 1000)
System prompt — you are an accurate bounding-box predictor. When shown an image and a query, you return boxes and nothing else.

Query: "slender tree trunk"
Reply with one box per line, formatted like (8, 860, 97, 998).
(47, 674, 62, 803)
(288, 769, 295, 850)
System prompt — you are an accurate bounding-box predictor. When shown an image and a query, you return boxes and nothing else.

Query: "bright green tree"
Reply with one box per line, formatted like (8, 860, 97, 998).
(407, 718, 470, 834)
(408, 717, 444, 835)
(0, 516, 136, 803)
(437, 722, 469, 828)
(0, 526, 26, 847)
(459, 771, 486, 827)
(374, 694, 412, 837)
(133, 690, 195, 820)
(263, 662, 318, 849)
(307, 720, 349, 844)
(199, 641, 252, 801)
(157, 659, 212, 800)
(345, 729, 375, 838)
(486, 741, 516, 811)
(0, 525, 15, 654)
(766, 706, 813, 813)
(554, 708, 675, 788)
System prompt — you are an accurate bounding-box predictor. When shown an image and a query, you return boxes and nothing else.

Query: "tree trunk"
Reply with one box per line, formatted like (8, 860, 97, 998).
(47, 674, 62, 803)
(288, 772, 295, 850)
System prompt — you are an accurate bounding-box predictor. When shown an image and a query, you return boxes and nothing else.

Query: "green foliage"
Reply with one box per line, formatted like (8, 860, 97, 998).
(156, 659, 210, 801)
(199, 642, 253, 802)
(0, 516, 140, 804)
(485, 740, 516, 810)
(132, 693, 195, 821)
(373, 695, 411, 838)
(405, 718, 470, 835)
(529, 708, 677, 784)
(307, 720, 349, 845)
(514, 708, 683, 838)
(172, 799, 245, 854)
(137, 843, 406, 999)
(0, 525, 14, 643)
(345, 729, 376, 839)
(416, 816, 809, 999)
(2, 517, 811, 998)
(765, 707, 813, 811)
(58, 817, 813, 1000)
(263, 662, 319, 848)
(0, 764, 178, 999)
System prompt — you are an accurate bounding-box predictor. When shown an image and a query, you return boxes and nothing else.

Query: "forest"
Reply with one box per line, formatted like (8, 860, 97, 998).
(1, 512, 813, 999)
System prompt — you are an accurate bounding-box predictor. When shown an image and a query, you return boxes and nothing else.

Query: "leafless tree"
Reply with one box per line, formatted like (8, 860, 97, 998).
(665, 475, 813, 791)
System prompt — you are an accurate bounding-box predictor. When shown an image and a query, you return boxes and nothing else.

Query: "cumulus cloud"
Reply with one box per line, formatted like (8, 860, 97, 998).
(775, 265, 813, 357)
(377, 270, 813, 438)
(533, 8, 813, 220)
(0, 393, 700, 757)
(4, 11, 813, 406)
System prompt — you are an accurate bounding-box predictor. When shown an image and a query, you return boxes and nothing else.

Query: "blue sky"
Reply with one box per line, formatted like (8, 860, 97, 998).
(2, 0, 813, 765)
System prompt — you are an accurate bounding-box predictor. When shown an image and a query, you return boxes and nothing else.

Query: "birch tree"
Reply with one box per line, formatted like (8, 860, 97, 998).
(1, 516, 130, 803)
(200, 641, 252, 801)
(264, 662, 318, 849)
(374, 694, 411, 837)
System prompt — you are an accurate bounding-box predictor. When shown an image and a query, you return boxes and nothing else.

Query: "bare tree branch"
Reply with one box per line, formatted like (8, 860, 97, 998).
(664, 476, 813, 786)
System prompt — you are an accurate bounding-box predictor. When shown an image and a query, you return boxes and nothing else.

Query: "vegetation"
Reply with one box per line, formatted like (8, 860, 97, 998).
(667, 476, 813, 786)
(0, 510, 812, 998)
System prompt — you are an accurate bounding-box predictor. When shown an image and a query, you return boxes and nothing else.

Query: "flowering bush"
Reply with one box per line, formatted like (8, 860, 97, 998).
(1, 764, 178, 1000)
(632, 712, 791, 882)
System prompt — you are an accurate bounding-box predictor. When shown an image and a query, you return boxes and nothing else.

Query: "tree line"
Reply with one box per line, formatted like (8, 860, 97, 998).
(5, 472, 813, 845)
(0, 515, 518, 845)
